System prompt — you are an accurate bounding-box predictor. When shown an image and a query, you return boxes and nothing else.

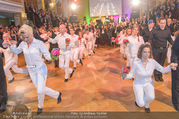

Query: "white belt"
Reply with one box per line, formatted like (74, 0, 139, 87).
(26, 65, 36, 68)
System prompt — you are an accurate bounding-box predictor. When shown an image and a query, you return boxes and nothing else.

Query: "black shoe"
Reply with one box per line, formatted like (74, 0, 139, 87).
(37, 108, 43, 115)
(80, 59, 83, 66)
(64, 79, 68, 82)
(127, 67, 130, 69)
(70, 70, 75, 78)
(158, 76, 164, 82)
(25, 74, 30, 79)
(145, 108, 150, 113)
(154, 75, 160, 82)
(88, 54, 91, 56)
(174, 106, 179, 112)
(9, 78, 14, 83)
(124, 57, 127, 60)
(0, 108, 5, 113)
(57, 92, 62, 104)
(82, 58, 85, 60)
(0, 104, 6, 113)
(93, 50, 95, 54)
(74, 67, 76, 70)
(135, 101, 139, 107)
(29, 80, 33, 83)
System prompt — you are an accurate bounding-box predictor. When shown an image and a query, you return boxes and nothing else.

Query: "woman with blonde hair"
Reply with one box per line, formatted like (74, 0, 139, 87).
(124, 44, 177, 113)
(4, 24, 62, 115)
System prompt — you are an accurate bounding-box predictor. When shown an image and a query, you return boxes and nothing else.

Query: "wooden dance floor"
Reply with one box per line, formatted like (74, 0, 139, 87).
(5, 45, 176, 112)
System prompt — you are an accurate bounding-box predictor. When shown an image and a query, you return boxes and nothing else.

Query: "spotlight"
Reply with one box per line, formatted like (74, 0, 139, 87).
(71, 3, 77, 10)
(49, 2, 55, 8)
(132, 0, 140, 6)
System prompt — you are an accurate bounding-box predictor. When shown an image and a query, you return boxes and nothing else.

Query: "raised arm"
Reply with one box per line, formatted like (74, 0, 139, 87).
(153, 59, 171, 73)
(48, 35, 58, 44)
(9, 42, 23, 54)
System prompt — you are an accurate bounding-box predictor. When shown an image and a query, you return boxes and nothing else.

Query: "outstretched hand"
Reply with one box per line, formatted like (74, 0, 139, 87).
(170, 63, 178, 71)
(2, 40, 11, 48)
(146, 42, 150, 45)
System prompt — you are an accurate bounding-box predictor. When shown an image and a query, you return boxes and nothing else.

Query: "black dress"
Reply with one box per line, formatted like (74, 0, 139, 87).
(0, 40, 8, 112)
(171, 35, 179, 111)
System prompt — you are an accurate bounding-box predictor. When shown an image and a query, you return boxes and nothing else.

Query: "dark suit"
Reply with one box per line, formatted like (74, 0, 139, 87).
(171, 35, 179, 111)
(0, 40, 8, 112)
(149, 27, 173, 81)
(141, 27, 154, 43)
(107, 28, 113, 45)
(100, 28, 107, 45)
(117, 26, 122, 33)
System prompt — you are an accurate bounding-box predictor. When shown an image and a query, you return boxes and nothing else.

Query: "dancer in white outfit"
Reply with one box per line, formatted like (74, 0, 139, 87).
(0, 33, 28, 83)
(84, 29, 93, 56)
(70, 27, 83, 69)
(78, 30, 86, 60)
(4, 24, 62, 115)
(48, 24, 75, 82)
(124, 44, 177, 113)
(118, 29, 126, 57)
(121, 28, 132, 68)
(128, 26, 144, 66)
(90, 29, 96, 54)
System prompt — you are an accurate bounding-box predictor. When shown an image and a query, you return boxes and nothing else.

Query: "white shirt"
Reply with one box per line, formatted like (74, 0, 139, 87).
(54, 32, 60, 36)
(118, 34, 125, 44)
(84, 33, 93, 42)
(79, 38, 86, 47)
(40, 33, 47, 39)
(70, 34, 79, 49)
(90, 32, 96, 41)
(125, 59, 171, 84)
(128, 35, 144, 58)
(9, 38, 51, 69)
(0, 46, 18, 64)
(48, 33, 72, 53)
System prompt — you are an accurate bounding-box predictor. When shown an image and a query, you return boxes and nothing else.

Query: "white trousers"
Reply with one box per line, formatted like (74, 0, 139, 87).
(133, 81, 155, 108)
(28, 64, 59, 108)
(79, 46, 85, 59)
(125, 46, 131, 67)
(126, 52, 131, 67)
(4, 60, 28, 81)
(59, 51, 73, 79)
(92, 38, 96, 51)
(87, 41, 92, 55)
(71, 48, 80, 67)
